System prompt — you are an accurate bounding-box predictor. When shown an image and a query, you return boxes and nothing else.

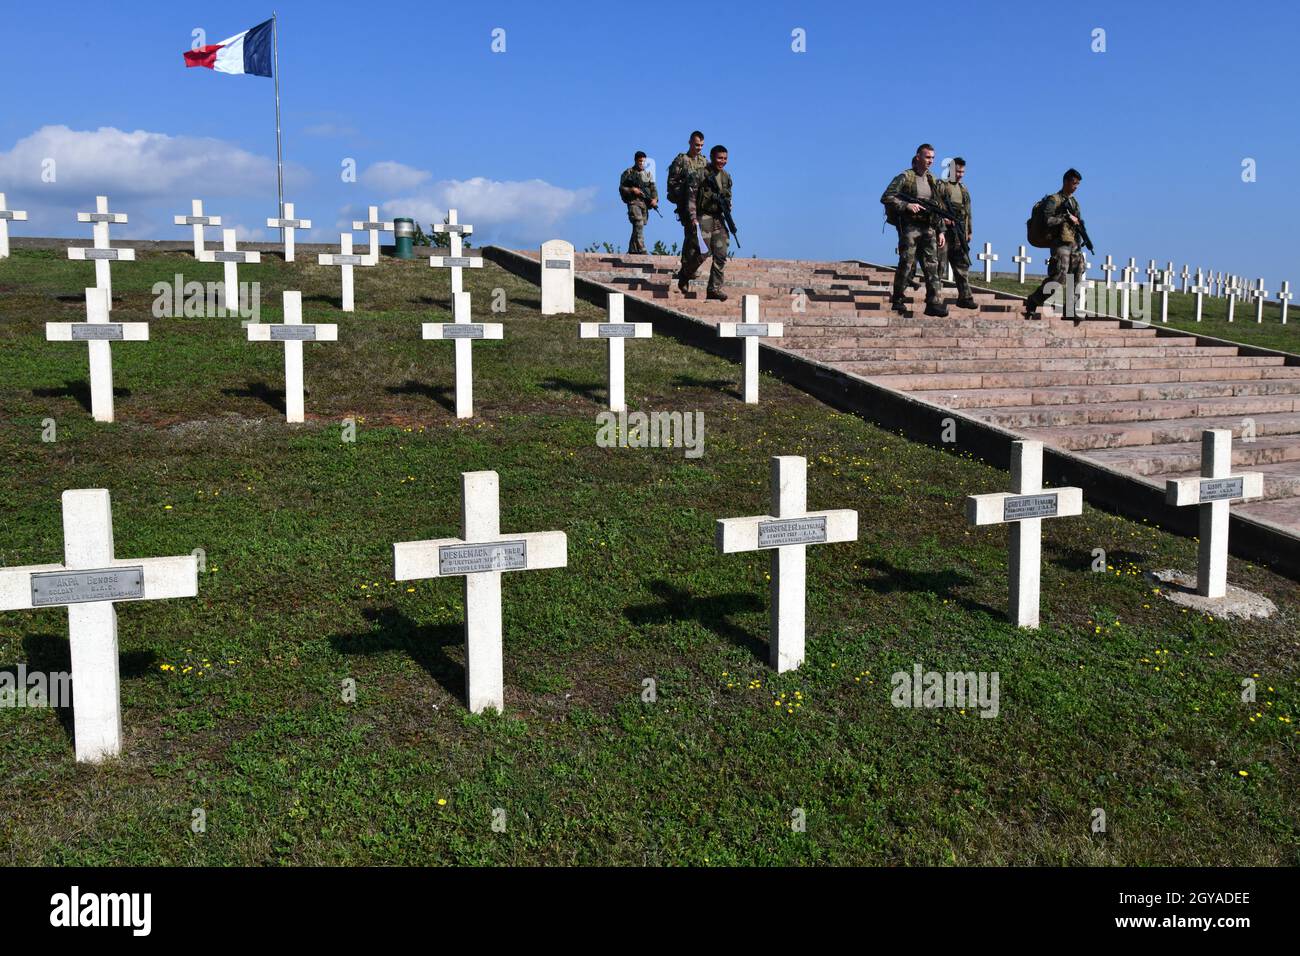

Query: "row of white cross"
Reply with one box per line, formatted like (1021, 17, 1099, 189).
(3, 432, 1258, 762)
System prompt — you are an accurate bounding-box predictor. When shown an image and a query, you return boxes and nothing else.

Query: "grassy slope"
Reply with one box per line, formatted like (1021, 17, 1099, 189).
(978, 271, 1300, 355)
(0, 249, 1296, 866)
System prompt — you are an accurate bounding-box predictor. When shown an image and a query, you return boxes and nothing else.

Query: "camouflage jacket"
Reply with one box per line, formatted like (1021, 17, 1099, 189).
(1043, 192, 1081, 246)
(667, 151, 707, 206)
(619, 165, 657, 207)
(689, 167, 733, 221)
(880, 168, 945, 228)
(936, 180, 972, 238)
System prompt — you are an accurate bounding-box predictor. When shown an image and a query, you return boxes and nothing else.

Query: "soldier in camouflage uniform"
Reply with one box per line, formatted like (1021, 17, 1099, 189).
(880, 143, 949, 317)
(1024, 168, 1085, 318)
(667, 130, 708, 293)
(619, 151, 658, 254)
(677, 145, 733, 300)
(936, 157, 978, 309)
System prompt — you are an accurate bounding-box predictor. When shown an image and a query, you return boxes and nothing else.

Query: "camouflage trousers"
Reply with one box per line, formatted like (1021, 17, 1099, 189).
(679, 213, 728, 294)
(1026, 243, 1085, 312)
(626, 202, 648, 254)
(937, 229, 973, 300)
(892, 221, 942, 306)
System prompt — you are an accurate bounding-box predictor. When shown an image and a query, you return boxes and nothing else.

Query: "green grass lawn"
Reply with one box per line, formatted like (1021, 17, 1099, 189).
(979, 271, 1300, 355)
(0, 249, 1297, 865)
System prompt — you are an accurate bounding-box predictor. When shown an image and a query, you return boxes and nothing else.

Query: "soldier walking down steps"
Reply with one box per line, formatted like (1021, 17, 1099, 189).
(619, 151, 658, 254)
(667, 130, 708, 293)
(677, 144, 734, 301)
(881, 143, 949, 317)
(937, 157, 978, 310)
(1024, 169, 1086, 318)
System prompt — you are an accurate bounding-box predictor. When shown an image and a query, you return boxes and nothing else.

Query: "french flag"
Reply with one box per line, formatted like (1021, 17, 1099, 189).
(183, 19, 274, 76)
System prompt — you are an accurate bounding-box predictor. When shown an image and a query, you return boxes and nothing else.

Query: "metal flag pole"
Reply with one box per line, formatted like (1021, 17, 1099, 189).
(273, 11, 284, 242)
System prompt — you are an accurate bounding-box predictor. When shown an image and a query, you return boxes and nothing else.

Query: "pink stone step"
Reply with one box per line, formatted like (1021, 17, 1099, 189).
(1023, 411, 1300, 451)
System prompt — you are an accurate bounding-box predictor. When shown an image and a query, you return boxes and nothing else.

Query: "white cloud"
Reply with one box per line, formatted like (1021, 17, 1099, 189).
(361, 161, 430, 192)
(373, 174, 597, 246)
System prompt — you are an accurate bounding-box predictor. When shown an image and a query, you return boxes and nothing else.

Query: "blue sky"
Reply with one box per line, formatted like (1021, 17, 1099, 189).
(1, 0, 1296, 282)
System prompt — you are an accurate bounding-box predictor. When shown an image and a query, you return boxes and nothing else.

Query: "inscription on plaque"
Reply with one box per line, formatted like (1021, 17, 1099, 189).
(1199, 477, 1244, 502)
(438, 540, 527, 575)
(274, 219, 304, 229)
(598, 323, 637, 337)
(83, 248, 121, 260)
(544, 259, 571, 269)
(71, 323, 125, 340)
(440, 257, 474, 267)
(443, 324, 485, 338)
(332, 254, 364, 265)
(182, 216, 211, 225)
(213, 251, 246, 262)
(758, 516, 828, 548)
(1003, 493, 1059, 521)
(0, 211, 14, 220)
(270, 325, 317, 341)
(30, 566, 144, 606)
(84, 213, 117, 222)
(360, 222, 384, 229)
(735, 323, 769, 336)
(441, 224, 468, 234)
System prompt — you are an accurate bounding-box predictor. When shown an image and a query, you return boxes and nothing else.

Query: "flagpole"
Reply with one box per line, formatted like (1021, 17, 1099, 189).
(272, 11, 284, 241)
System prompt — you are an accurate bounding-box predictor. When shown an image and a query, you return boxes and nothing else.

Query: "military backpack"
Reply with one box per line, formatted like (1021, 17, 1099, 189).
(1026, 194, 1055, 248)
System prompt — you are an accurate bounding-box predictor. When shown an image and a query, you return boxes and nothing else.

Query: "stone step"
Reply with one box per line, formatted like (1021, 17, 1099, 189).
(843, 355, 1283, 375)
(1089, 437, 1300, 474)
(1022, 411, 1300, 451)
(791, 345, 1237, 363)
(861, 366, 1300, 391)
(910, 378, 1300, 409)
(968, 394, 1300, 428)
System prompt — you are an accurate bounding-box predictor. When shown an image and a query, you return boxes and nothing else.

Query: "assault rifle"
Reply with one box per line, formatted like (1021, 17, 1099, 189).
(708, 170, 740, 248)
(902, 193, 968, 260)
(1070, 203, 1095, 254)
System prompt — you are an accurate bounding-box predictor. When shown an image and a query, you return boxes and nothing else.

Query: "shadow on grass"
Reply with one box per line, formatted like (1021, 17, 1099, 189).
(302, 293, 342, 309)
(671, 374, 742, 401)
(3, 634, 157, 749)
(624, 579, 768, 664)
(222, 381, 286, 415)
(1048, 548, 1150, 574)
(329, 606, 466, 707)
(856, 557, 998, 618)
(387, 379, 456, 414)
(33, 380, 131, 414)
(538, 376, 607, 405)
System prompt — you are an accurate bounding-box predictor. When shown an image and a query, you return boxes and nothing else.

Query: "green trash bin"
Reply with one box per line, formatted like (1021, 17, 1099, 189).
(394, 218, 415, 260)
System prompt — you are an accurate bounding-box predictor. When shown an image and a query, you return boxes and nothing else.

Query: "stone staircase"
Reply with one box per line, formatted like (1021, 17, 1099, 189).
(563, 252, 1300, 534)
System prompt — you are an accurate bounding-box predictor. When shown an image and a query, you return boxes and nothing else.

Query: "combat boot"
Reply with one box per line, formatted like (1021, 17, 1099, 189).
(891, 297, 909, 316)
(956, 296, 979, 310)
(706, 289, 728, 302)
(677, 276, 690, 295)
(924, 301, 949, 318)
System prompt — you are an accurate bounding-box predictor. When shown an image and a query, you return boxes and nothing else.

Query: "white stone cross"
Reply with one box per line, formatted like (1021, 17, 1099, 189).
(1277, 280, 1292, 325)
(246, 291, 337, 423)
(976, 241, 998, 282)
(1225, 277, 1237, 322)
(0, 489, 197, 762)
(1145, 259, 1160, 291)
(45, 288, 149, 422)
(1101, 254, 1116, 289)
(317, 233, 372, 312)
(1012, 244, 1032, 284)
(198, 228, 261, 313)
(422, 292, 504, 419)
(393, 470, 567, 714)
(68, 196, 134, 311)
(429, 209, 483, 295)
(1216, 271, 1225, 297)
(1251, 277, 1269, 323)
(579, 293, 652, 412)
(1164, 430, 1262, 599)
(540, 238, 576, 314)
(965, 440, 1083, 628)
(0, 191, 29, 259)
(1191, 269, 1209, 322)
(1180, 264, 1190, 293)
(173, 199, 220, 258)
(266, 202, 311, 263)
(352, 204, 394, 265)
(715, 455, 858, 672)
(1156, 269, 1174, 323)
(718, 295, 784, 404)
(1116, 266, 1137, 321)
